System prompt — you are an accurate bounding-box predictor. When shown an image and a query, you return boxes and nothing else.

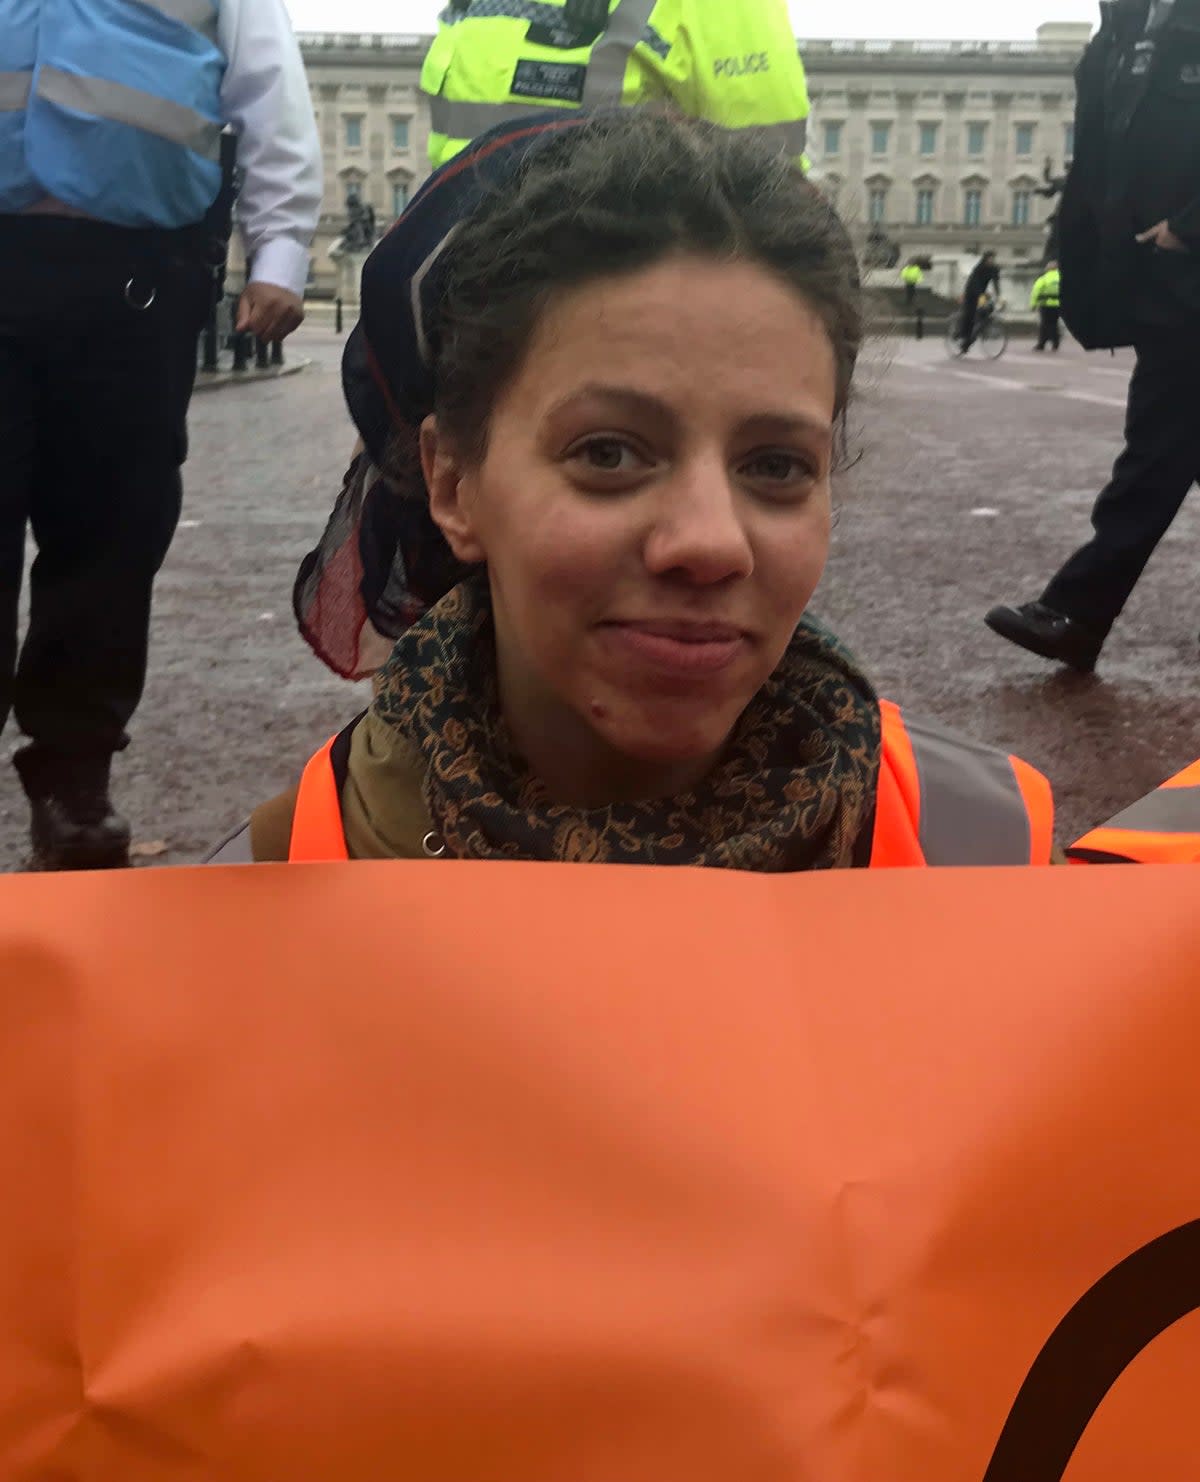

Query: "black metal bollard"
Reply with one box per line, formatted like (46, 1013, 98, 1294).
(232, 331, 250, 372)
(270, 339, 283, 366)
(201, 308, 218, 373)
(335, 296, 343, 334)
(255, 336, 270, 370)
(915, 307, 924, 341)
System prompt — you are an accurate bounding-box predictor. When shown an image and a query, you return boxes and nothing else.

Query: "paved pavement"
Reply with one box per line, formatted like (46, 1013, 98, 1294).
(2, 323, 1197, 869)
(820, 334, 1200, 847)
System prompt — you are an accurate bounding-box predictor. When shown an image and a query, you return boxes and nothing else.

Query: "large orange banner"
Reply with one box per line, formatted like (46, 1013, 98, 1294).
(0, 861, 1197, 1480)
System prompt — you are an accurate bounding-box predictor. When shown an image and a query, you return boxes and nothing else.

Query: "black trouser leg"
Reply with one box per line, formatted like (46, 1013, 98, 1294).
(958, 301, 978, 350)
(0, 331, 36, 741)
(1048, 307, 1061, 349)
(1037, 307, 1061, 349)
(0, 219, 210, 766)
(1041, 341, 1200, 634)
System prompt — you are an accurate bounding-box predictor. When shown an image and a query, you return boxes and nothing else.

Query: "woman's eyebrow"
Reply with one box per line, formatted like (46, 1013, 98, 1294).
(736, 411, 834, 444)
(548, 386, 833, 442)
(547, 384, 679, 426)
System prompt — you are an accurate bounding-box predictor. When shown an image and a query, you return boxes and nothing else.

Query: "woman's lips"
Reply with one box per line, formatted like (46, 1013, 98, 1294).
(597, 621, 749, 677)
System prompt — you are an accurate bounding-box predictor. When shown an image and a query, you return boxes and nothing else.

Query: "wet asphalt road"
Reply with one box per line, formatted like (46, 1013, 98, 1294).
(1, 321, 1196, 868)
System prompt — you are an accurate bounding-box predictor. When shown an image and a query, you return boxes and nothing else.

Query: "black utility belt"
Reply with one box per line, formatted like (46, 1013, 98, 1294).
(0, 212, 209, 260)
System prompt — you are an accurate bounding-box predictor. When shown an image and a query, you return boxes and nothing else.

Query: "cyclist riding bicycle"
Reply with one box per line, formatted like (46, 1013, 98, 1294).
(955, 249, 1002, 354)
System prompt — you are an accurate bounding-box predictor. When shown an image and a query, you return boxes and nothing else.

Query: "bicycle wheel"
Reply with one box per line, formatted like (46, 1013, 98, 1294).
(977, 319, 1008, 359)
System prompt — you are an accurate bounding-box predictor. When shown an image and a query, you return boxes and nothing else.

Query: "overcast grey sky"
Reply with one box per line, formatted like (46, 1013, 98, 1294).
(283, 0, 1100, 42)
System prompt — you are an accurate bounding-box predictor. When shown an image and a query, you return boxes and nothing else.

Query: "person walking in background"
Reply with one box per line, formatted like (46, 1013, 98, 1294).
(1030, 260, 1062, 350)
(955, 249, 1001, 354)
(0, 0, 322, 869)
(986, 0, 1200, 673)
(419, 0, 812, 171)
(901, 260, 924, 308)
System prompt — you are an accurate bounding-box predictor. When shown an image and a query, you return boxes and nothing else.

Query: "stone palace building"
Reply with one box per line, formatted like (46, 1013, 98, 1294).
(294, 21, 1092, 299)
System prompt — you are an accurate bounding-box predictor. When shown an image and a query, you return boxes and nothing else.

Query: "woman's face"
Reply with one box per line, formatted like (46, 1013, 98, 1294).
(424, 254, 838, 798)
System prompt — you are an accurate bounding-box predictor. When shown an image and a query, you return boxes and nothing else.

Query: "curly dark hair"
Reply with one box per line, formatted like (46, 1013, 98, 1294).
(430, 110, 862, 465)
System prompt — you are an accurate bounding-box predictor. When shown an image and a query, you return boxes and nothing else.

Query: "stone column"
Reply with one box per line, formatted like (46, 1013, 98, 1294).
(991, 90, 1013, 224)
(847, 88, 869, 222)
(895, 89, 917, 226)
(943, 89, 965, 226)
(367, 83, 387, 217)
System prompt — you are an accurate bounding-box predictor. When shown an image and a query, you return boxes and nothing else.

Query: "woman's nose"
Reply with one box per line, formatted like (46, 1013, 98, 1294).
(642, 460, 754, 585)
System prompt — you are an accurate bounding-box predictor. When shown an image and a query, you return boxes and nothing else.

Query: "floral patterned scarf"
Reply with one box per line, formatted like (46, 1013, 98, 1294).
(372, 577, 881, 872)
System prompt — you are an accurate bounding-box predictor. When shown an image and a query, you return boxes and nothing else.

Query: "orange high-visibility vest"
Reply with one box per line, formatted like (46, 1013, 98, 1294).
(287, 701, 1054, 868)
(1067, 756, 1200, 864)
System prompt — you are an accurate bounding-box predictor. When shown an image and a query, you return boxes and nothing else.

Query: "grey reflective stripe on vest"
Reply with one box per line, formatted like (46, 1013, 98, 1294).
(906, 715, 1031, 865)
(427, 94, 573, 138)
(439, 0, 668, 52)
(204, 822, 255, 865)
(1094, 785, 1200, 836)
(35, 65, 222, 160)
(583, 0, 657, 105)
(139, 0, 220, 44)
(427, 0, 663, 136)
(0, 70, 32, 111)
(740, 117, 808, 156)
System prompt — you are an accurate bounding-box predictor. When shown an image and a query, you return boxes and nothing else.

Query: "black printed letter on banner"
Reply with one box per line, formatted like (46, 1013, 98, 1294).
(982, 1221, 1200, 1482)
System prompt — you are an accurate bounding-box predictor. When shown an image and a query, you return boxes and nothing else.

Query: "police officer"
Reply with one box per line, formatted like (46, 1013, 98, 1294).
(901, 260, 924, 307)
(1030, 259, 1062, 350)
(419, 0, 811, 171)
(0, 0, 322, 869)
(987, 0, 1200, 671)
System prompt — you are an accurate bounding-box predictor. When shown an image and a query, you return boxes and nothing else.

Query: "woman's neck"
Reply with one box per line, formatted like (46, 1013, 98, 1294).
(497, 663, 722, 808)
(514, 729, 722, 808)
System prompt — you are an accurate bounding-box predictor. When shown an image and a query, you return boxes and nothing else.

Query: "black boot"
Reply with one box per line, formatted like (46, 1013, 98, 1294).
(14, 749, 132, 871)
(984, 600, 1105, 673)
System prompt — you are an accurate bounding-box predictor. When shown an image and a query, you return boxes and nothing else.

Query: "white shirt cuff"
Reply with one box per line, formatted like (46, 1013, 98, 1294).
(248, 237, 311, 298)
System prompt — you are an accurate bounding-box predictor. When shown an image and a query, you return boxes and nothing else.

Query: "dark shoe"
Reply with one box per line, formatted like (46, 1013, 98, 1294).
(1033, 344, 1046, 352)
(15, 751, 132, 870)
(984, 600, 1104, 673)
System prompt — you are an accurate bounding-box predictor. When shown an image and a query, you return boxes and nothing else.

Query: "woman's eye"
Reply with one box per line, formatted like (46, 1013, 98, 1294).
(741, 450, 817, 484)
(570, 437, 646, 474)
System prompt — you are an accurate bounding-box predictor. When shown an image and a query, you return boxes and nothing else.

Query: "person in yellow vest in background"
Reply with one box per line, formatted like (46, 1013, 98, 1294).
(419, 0, 811, 171)
(1030, 260, 1062, 351)
(900, 261, 924, 307)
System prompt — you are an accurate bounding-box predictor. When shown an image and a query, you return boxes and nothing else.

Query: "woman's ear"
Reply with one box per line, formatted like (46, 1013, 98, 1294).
(421, 415, 486, 563)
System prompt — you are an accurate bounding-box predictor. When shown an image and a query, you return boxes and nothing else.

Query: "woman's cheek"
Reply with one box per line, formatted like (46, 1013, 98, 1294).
(763, 506, 831, 613)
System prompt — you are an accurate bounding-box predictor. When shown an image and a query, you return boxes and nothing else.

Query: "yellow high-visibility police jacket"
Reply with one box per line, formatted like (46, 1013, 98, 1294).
(419, 0, 810, 171)
(1030, 268, 1061, 309)
(901, 264, 923, 286)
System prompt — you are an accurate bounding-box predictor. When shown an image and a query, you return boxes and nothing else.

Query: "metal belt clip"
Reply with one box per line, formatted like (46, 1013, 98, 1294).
(124, 277, 157, 311)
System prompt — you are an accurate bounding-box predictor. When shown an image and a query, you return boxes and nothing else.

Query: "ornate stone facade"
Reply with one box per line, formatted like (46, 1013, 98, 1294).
(803, 24, 1091, 287)
(291, 23, 1090, 297)
(297, 33, 432, 295)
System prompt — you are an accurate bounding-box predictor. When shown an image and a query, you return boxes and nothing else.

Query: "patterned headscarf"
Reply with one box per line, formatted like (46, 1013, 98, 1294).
(294, 113, 590, 678)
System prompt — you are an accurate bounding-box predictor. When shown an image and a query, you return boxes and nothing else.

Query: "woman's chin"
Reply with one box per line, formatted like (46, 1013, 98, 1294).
(587, 702, 742, 769)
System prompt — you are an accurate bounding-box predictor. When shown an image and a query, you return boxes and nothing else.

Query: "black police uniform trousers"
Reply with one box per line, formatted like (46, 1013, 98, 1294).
(1036, 306, 1061, 350)
(956, 298, 979, 350)
(1041, 336, 1200, 635)
(0, 215, 211, 770)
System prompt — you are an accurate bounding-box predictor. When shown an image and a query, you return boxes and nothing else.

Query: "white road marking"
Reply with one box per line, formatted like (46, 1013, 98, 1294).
(942, 367, 1036, 393)
(902, 358, 1126, 408)
(1060, 389, 1128, 409)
